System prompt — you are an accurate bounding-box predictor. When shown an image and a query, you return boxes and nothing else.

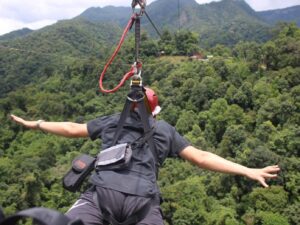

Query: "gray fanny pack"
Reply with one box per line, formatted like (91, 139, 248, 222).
(95, 143, 132, 171)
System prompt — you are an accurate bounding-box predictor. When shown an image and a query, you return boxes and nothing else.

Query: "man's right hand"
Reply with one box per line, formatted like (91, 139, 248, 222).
(10, 114, 89, 138)
(10, 114, 39, 129)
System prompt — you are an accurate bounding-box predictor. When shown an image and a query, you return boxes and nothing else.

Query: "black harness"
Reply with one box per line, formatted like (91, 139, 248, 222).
(93, 83, 159, 225)
(112, 84, 159, 168)
(92, 190, 155, 225)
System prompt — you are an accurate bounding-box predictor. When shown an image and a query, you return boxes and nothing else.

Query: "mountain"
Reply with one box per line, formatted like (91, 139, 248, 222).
(258, 5, 300, 26)
(77, 6, 131, 27)
(0, 28, 33, 41)
(0, 19, 122, 97)
(78, 0, 270, 46)
(0, 19, 121, 57)
(147, 0, 270, 45)
(145, 0, 262, 30)
(1, 0, 299, 96)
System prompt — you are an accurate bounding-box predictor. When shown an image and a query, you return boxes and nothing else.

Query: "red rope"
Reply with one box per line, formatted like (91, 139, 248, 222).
(99, 14, 137, 93)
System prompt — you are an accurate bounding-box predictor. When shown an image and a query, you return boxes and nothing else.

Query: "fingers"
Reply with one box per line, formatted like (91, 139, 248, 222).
(247, 166, 280, 188)
(10, 114, 19, 122)
(259, 178, 269, 188)
(262, 173, 278, 179)
(265, 165, 280, 171)
(10, 114, 31, 128)
(259, 165, 280, 187)
(10, 114, 24, 124)
(10, 114, 16, 120)
(263, 165, 281, 174)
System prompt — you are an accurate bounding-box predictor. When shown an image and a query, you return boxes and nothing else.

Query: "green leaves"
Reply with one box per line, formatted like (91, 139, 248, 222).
(0, 23, 299, 223)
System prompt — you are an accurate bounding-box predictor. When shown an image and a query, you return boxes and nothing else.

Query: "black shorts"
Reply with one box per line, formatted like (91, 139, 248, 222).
(66, 187, 164, 225)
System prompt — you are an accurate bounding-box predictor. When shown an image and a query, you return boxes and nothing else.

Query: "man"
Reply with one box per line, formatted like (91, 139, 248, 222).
(10, 87, 280, 225)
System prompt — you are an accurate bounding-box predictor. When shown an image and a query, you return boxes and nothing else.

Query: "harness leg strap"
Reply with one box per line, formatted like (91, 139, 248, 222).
(92, 189, 152, 225)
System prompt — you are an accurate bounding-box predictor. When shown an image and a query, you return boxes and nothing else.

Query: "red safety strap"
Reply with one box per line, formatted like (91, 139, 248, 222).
(99, 13, 140, 94)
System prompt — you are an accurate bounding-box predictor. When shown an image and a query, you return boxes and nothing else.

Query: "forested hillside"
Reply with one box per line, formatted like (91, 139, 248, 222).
(258, 5, 300, 27)
(0, 28, 33, 41)
(76, 0, 300, 48)
(0, 20, 299, 225)
(0, 19, 122, 97)
(78, 0, 271, 46)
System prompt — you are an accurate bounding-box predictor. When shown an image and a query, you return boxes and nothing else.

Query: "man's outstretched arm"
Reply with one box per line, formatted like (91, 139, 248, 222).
(10, 114, 89, 138)
(179, 146, 280, 188)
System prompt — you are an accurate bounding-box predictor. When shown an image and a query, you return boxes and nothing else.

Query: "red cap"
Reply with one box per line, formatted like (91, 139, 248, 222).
(145, 87, 161, 116)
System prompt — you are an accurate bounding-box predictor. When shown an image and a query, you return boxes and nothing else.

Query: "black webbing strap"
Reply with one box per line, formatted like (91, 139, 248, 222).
(135, 16, 141, 63)
(0, 207, 84, 225)
(112, 98, 132, 146)
(137, 97, 160, 169)
(111, 88, 160, 170)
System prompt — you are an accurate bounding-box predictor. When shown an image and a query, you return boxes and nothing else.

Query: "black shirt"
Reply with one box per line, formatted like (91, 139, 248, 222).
(87, 112, 190, 197)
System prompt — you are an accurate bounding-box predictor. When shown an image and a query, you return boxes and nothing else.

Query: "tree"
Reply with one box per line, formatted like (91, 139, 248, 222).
(233, 41, 263, 72)
(204, 98, 228, 145)
(174, 31, 200, 56)
(176, 110, 198, 134)
(255, 121, 276, 143)
(161, 176, 210, 225)
(158, 30, 175, 55)
(218, 125, 247, 158)
(191, 76, 220, 111)
(256, 94, 296, 126)
(252, 79, 279, 110)
(247, 186, 288, 212)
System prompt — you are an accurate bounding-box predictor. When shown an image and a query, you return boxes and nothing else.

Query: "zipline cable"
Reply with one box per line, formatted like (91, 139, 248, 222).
(144, 11, 162, 38)
(178, 0, 181, 31)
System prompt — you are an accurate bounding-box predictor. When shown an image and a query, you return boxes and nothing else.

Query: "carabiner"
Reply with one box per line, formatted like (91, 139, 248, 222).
(131, 0, 146, 15)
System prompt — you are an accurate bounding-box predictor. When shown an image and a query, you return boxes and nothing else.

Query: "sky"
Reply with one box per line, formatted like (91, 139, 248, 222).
(0, 0, 300, 35)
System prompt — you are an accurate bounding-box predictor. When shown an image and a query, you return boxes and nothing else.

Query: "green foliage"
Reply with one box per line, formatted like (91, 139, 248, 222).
(161, 176, 210, 225)
(158, 30, 201, 56)
(247, 186, 288, 212)
(0, 22, 299, 224)
(176, 110, 198, 134)
(255, 211, 289, 225)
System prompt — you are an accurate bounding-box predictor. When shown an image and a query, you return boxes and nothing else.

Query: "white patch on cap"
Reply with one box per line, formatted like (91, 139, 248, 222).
(152, 105, 161, 116)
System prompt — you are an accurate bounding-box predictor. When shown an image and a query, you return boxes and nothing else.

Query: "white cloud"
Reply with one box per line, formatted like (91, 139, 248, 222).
(0, 0, 143, 35)
(0, 0, 299, 35)
(0, 18, 26, 35)
(0, 17, 57, 35)
(246, 0, 300, 11)
(195, 0, 221, 4)
(27, 19, 58, 30)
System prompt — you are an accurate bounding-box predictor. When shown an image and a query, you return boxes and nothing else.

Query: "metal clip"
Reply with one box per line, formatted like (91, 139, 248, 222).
(130, 62, 142, 87)
(131, 0, 146, 15)
(133, 62, 142, 76)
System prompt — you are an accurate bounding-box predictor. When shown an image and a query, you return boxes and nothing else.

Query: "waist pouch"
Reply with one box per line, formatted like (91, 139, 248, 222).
(95, 143, 132, 171)
(63, 154, 96, 192)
